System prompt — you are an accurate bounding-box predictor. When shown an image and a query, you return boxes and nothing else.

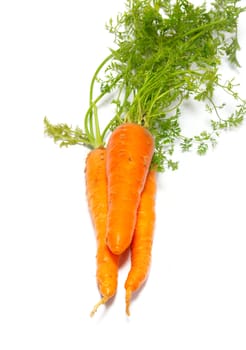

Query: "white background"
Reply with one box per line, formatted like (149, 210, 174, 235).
(0, 0, 246, 349)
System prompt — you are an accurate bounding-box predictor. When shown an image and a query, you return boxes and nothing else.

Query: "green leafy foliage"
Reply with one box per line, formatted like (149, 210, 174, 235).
(98, 0, 246, 171)
(44, 0, 246, 171)
(43, 117, 90, 148)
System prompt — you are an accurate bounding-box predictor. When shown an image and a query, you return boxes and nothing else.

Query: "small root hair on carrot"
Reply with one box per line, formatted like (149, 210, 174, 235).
(90, 296, 109, 317)
(125, 288, 132, 316)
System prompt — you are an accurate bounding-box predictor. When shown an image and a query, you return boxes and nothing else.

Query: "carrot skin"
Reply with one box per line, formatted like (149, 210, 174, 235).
(106, 123, 155, 255)
(85, 148, 119, 316)
(124, 169, 157, 316)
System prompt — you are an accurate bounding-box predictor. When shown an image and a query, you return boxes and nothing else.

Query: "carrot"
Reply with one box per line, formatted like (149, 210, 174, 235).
(85, 148, 119, 317)
(44, 0, 245, 317)
(124, 169, 157, 316)
(106, 122, 155, 255)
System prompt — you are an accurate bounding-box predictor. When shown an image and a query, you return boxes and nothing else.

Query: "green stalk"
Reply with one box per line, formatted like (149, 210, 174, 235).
(89, 54, 113, 105)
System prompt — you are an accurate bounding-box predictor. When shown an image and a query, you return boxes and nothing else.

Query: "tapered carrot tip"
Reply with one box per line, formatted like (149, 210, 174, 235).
(90, 296, 109, 317)
(125, 289, 132, 316)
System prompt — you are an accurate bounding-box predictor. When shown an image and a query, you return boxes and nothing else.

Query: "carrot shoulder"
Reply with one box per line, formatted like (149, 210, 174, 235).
(124, 169, 157, 316)
(106, 123, 155, 255)
(85, 148, 119, 316)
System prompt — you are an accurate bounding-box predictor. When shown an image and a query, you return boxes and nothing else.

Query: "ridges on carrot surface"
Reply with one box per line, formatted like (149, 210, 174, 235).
(124, 169, 157, 316)
(85, 148, 119, 317)
(106, 123, 155, 255)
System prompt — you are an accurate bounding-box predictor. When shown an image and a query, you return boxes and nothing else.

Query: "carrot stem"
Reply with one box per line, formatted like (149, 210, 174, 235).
(89, 54, 113, 106)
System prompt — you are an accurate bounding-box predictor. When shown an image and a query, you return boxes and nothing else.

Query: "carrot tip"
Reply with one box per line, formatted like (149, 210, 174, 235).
(90, 296, 109, 317)
(125, 289, 132, 316)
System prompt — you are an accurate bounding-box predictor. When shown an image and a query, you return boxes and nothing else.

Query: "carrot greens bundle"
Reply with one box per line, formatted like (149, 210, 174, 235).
(98, 0, 246, 171)
(44, 0, 245, 316)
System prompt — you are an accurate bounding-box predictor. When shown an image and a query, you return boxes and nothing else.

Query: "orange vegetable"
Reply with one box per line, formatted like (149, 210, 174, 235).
(125, 169, 157, 316)
(106, 123, 155, 255)
(85, 148, 119, 317)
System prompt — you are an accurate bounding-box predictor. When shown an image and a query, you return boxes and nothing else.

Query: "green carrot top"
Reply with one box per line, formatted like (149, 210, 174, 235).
(44, 0, 246, 171)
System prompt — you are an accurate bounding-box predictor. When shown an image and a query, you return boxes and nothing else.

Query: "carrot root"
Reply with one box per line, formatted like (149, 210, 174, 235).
(90, 295, 110, 317)
(85, 148, 119, 316)
(125, 288, 132, 316)
(124, 170, 157, 315)
(106, 123, 155, 255)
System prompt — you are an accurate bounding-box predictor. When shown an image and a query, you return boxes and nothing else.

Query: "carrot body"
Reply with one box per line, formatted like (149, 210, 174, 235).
(85, 148, 119, 316)
(106, 123, 155, 255)
(124, 169, 157, 316)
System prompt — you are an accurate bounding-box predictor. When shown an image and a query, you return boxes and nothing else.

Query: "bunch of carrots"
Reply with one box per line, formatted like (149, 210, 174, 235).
(44, 118, 157, 316)
(44, 0, 246, 316)
(85, 123, 156, 316)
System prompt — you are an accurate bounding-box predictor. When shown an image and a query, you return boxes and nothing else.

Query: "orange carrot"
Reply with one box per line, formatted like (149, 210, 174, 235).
(85, 148, 119, 317)
(124, 169, 157, 316)
(106, 123, 155, 255)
